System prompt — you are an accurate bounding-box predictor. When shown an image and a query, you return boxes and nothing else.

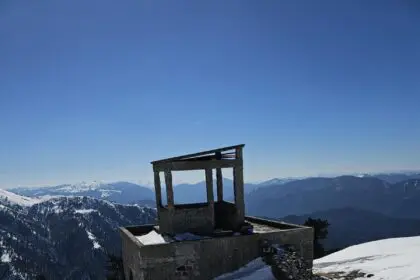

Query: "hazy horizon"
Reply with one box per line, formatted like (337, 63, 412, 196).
(4, 168, 420, 189)
(2, 1, 420, 188)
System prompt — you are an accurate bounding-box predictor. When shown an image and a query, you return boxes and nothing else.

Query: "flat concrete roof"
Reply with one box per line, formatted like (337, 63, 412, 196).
(151, 144, 245, 164)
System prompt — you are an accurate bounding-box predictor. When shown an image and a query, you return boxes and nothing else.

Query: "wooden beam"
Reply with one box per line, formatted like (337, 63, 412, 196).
(151, 144, 245, 164)
(153, 159, 242, 172)
(216, 168, 223, 201)
(164, 170, 174, 209)
(153, 171, 162, 207)
(205, 169, 214, 204)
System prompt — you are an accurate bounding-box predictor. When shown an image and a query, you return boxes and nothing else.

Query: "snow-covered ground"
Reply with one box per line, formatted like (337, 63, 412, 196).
(135, 230, 211, 245)
(314, 236, 420, 280)
(214, 236, 420, 279)
(215, 258, 274, 280)
(136, 230, 167, 245)
(135, 232, 419, 279)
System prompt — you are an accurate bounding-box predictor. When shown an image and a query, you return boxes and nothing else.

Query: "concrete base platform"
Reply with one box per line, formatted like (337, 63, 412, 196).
(120, 216, 314, 280)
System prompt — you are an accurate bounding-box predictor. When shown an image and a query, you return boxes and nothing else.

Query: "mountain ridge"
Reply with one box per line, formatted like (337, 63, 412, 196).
(0, 195, 156, 280)
(245, 175, 420, 220)
(3, 177, 420, 279)
(281, 207, 420, 250)
(8, 181, 155, 205)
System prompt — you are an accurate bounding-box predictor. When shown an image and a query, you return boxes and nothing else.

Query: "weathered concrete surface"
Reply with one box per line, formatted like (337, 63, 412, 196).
(120, 217, 313, 280)
(157, 201, 244, 235)
(214, 201, 240, 230)
(159, 204, 215, 235)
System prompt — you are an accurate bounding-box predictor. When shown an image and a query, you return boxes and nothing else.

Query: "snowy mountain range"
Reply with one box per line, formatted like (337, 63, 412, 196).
(8, 181, 155, 205)
(7, 171, 420, 206)
(0, 192, 156, 280)
(246, 176, 420, 220)
(356, 172, 420, 184)
(3, 171, 420, 279)
(2, 177, 420, 279)
(7, 179, 261, 205)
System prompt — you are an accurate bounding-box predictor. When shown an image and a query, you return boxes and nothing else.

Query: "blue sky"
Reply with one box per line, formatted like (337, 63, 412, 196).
(1, 0, 420, 188)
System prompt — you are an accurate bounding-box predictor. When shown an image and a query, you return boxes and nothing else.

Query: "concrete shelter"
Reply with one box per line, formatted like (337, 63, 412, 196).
(120, 145, 314, 280)
(151, 144, 246, 235)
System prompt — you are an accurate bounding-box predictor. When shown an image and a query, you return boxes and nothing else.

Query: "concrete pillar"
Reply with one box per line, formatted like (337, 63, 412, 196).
(233, 147, 245, 223)
(216, 168, 223, 201)
(205, 168, 214, 204)
(153, 171, 162, 207)
(164, 170, 174, 209)
(205, 168, 215, 231)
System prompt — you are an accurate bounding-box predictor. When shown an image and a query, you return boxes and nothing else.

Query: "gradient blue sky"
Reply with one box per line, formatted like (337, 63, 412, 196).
(1, 0, 420, 188)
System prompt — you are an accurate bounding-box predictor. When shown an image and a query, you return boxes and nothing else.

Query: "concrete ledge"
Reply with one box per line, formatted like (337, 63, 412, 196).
(245, 216, 310, 230)
(124, 224, 155, 236)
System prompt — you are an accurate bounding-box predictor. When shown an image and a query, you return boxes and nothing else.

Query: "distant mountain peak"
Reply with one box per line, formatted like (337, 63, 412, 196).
(54, 181, 106, 193)
(258, 178, 297, 186)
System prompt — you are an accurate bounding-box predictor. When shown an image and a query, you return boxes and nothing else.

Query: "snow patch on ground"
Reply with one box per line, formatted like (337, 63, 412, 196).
(314, 236, 420, 280)
(215, 258, 274, 280)
(0, 240, 23, 278)
(52, 205, 63, 214)
(74, 209, 97, 214)
(136, 231, 211, 245)
(86, 230, 101, 249)
(1, 251, 11, 263)
(136, 230, 167, 245)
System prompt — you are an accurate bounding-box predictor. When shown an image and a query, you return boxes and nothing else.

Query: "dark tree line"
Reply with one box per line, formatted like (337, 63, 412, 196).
(303, 217, 330, 258)
(0, 267, 8, 280)
(34, 252, 125, 280)
(106, 252, 125, 280)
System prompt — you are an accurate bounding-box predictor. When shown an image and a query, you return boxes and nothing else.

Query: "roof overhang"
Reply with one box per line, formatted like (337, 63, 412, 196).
(151, 144, 245, 172)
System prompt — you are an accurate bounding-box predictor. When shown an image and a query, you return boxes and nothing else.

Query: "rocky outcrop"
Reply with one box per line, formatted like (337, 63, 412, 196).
(259, 239, 324, 280)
